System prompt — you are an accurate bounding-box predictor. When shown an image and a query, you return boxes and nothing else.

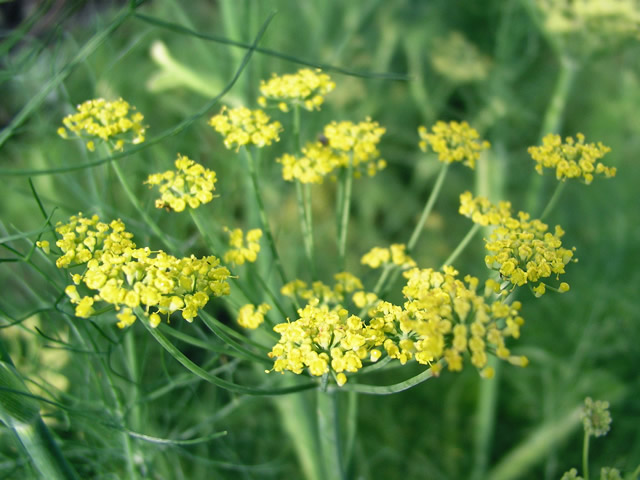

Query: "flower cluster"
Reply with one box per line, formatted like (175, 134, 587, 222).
(269, 267, 527, 385)
(237, 303, 271, 329)
(277, 141, 342, 184)
(58, 98, 145, 152)
(582, 397, 612, 438)
(145, 155, 217, 212)
(418, 121, 489, 169)
(209, 106, 282, 150)
(528, 133, 615, 184)
(460, 192, 574, 296)
(223, 227, 262, 266)
(257, 68, 336, 112)
(281, 272, 366, 307)
(278, 118, 387, 183)
(459, 191, 512, 226)
(361, 244, 416, 269)
(41, 213, 230, 328)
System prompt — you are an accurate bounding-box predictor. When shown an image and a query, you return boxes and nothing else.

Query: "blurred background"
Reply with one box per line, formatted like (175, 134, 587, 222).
(1, 1, 639, 478)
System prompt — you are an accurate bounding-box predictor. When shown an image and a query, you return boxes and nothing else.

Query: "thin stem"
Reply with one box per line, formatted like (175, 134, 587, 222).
(317, 388, 345, 480)
(337, 156, 354, 271)
(243, 147, 288, 286)
(407, 163, 449, 253)
(440, 223, 481, 268)
(582, 432, 590, 480)
(111, 160, 177, 252)
(296, 181, 317, 279)
(539, 180, 566, 221)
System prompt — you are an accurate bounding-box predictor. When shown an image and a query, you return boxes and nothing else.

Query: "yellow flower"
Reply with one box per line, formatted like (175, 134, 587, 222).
(258, 68, 335, 112)
(269, 266, 527, 384)
(45, 213, 230, 327)
(276, 141, 343, 184)
(59, 98, 145, 151)
(209, 106, 282, 150)
(460, 193, 576, 293)
(223, 227, 262, 266)
(418, 121, 489, 169)
(145, 154, 218, 212)
(361, 244, 416, 269)
(528, 133, 614, 184)
(237, 303, 271, 329)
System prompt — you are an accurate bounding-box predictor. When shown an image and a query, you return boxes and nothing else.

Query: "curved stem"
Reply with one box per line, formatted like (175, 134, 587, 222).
(539, 180, 566, 221)
(296, 181, 317, 279)
(243, 147, 289, 286)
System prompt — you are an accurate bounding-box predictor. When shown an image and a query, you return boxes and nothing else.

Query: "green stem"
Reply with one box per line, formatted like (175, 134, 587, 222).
(343, 390, 358, 471)
(317, 388, 345, 480)
(582, 432, 590, 480)
(471, 356, 499, 480)
(539, 180, 566, 221)
(407, 163, 449, 253)
(296, 181, 317, 279)
(243, 147, 289, 286)
(111, 160, 177, 252)
(441, 223, 481, 268)
(337, 156, 354, 271)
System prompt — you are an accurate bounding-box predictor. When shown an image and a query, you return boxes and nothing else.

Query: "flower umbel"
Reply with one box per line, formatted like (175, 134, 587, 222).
(582, 397, 612, 438)
(277, 118, 387, 183)
(145, 155, 217, 212)
(40, 213, 230, 327)
(361, 244, 416, 270)
(528, 133, 615, 184)
(237, 303, 271, 329)
(418, 121, 490, 169)
(223, 227, 263, 266)
(257, 68, 336, 112)
(58, 98, 145, 152)
(269, 267, 527, 385)
(460, 192, 575, 295)
(209, 106, 282, 150)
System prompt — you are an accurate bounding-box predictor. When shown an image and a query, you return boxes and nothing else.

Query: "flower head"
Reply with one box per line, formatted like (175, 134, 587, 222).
(418, 121, 489, 169)
(43, 213, 230, 328)
(58, 98, 145, 152)
(223, 227, 262, 266)
(269, 266, 528, 385)
(258, 68, 335, 112)
(460, 192, 576, 294)
(145, 155, 217, 212)
(361, 244, 416, 270)
(582, 397, 612, 437)
(209, 106, 282, 150)
(276, 141, 342, 184)
(237, 303, 271, 329)
(528, 133, 615, 184)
